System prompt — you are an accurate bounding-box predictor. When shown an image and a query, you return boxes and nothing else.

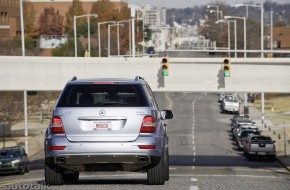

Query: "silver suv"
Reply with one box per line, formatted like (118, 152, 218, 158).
(44, 76, 173, 185)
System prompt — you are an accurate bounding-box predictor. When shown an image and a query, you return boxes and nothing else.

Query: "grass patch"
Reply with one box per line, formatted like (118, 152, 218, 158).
(253, 94, 290, 126)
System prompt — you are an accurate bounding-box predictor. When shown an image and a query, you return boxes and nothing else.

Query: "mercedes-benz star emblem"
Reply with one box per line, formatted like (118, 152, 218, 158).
(99, 109, 106, 116)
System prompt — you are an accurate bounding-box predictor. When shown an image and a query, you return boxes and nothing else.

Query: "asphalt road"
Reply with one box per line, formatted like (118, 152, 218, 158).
(1, 93, 290, 190)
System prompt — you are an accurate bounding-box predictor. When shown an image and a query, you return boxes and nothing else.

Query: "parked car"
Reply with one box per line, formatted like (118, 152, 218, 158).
(230, 114, 252, 132)
(233, 124, 259, 141)
(219, 93, 225, 102)
(44, 76, 173, 185)
(236, 129, 261, 150)
(146, 46, 156, 55)
(244, 135, 276, 161)
(221, 98, 240, 113)
(0, 146, 29, 175)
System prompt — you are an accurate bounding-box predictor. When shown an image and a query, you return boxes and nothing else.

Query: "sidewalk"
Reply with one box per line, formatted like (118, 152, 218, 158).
(0, 123, 46, 159)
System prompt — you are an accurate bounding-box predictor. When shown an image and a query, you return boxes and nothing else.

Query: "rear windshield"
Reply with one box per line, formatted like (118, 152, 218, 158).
(241, 131, 260, 138)
(57, 84, 149, 107)
(251, 136, 272, 143)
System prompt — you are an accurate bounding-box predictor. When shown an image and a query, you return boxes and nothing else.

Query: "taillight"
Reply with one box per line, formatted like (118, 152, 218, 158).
(140, 116, 156, 133)
(138, 145, 157, 150)
(49, 146, 66, 150)
(50, 116, 65, 134)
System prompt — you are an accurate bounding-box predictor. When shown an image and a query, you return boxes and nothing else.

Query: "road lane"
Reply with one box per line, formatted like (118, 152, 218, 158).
(0, 92, 290, 190)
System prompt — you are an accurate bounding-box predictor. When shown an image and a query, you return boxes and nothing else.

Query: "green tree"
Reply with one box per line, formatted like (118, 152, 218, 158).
(39, 7, 64, 35)
(52, 39, 85, 57)
(65, 0, 86, 37)
(23, 1, 37, 38)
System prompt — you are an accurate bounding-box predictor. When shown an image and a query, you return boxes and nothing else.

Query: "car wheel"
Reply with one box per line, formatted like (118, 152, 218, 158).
(246, 155, 252, 161)
(19, 167, 25, 175)
(269, 155, 276, 162)
(147, 155, 165, 185)
(25, 164, 30, 173)
(164, 148, 169, 181)
(63, 172, 79, 184)
(45, 163, 64, 185)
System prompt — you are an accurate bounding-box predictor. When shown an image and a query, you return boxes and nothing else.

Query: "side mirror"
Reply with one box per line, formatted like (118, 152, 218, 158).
(161, 110, 173, 120)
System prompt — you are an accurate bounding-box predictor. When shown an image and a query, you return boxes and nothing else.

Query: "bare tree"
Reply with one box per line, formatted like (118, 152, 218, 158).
(0, 92, 24, 129)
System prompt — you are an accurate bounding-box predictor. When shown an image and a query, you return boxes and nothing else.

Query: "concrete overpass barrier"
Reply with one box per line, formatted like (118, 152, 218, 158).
(0, 56, 290, 92)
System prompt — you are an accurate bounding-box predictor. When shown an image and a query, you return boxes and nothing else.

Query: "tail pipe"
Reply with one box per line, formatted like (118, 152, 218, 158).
(138, 156, 148, 164)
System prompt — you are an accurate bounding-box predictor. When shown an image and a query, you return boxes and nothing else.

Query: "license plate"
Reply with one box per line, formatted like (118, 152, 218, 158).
(258, 152, 267, 155)
(94, 121, 112, 130)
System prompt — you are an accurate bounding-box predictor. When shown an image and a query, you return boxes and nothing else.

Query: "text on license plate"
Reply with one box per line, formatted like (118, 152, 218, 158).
(94, 121, 112, 130)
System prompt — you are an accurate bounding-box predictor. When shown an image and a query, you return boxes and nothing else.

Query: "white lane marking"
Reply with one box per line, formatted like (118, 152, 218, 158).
(192, 100, 196, 168)
(191, 178, 198, 182)
(190, 186, 199, 190)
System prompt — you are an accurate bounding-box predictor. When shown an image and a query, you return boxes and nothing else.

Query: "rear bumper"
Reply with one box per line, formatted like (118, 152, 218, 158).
(44, 135, 164, 172)
(247, 151, 276, 156)
(45, 154, 161, 172)
(224, 107, 239, 112)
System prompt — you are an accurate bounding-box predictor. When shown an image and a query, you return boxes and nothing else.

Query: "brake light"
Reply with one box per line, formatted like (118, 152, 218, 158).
(91, 82, 116, 84)
(50, 116, 65, 134)
(49, 146, 66, 150)
(140, 116, 156, 133)
(138, 145, 157, 150)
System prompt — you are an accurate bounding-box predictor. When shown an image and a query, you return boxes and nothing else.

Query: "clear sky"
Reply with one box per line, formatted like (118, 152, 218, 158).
(127, 0, 290, 8)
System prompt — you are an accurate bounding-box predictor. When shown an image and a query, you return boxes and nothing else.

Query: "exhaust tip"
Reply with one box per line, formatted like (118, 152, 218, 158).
(57, 157, 66, 164)
(139, 156, 148, 163)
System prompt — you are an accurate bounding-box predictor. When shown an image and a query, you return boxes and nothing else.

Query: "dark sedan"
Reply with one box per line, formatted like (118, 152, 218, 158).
(0, 146, 29, 175)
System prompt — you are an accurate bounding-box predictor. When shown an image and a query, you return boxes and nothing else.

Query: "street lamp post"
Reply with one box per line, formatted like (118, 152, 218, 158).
(210, 10, 223, 20)
(224, 16, 247, 58)
(98, 21, 116, 57)
(232, 3, 264, 57)
(215, 20, 231, 52)
(20, 0, 25, 56)
(207, 5, 219, 19)
(74, 14, 98, 57)
(108, 23, 124, 57)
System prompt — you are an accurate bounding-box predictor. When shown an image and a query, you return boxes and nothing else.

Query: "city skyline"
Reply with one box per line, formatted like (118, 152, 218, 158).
(127, 0, 290, 8)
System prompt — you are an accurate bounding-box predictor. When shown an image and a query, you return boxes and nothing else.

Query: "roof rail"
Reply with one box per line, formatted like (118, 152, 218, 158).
(135, 76, 144, 81)
(71, 76, 77, 81)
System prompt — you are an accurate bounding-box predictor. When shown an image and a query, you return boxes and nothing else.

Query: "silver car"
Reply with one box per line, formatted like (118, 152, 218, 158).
(44, 76, 173, 185)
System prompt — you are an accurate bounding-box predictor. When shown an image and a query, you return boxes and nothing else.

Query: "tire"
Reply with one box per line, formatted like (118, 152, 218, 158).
(25, 164, 30, 173)
(63, 173, 79, 184)
(147, 156, 165, 185)
(45, 163, 64, 185)
(164, 148, 170, 181)
(19, 166, 25, 175)
(269, 155, 276, 162)
(246, 154, 252, 161)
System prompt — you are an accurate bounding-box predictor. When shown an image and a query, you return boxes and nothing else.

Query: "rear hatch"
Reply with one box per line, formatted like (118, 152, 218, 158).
(56, 107, 153, 142)
(250, 142, 275, 152)
(54, 82, 152, 142)
(250, 137, 275, 152)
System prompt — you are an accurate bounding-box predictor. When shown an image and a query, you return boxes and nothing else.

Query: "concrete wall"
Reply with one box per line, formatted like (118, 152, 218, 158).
(1, 56, 290, 93)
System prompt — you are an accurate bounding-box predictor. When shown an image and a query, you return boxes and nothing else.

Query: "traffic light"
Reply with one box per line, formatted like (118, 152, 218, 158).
(161, 57, 169, 76)
(223, 57, 231, 77)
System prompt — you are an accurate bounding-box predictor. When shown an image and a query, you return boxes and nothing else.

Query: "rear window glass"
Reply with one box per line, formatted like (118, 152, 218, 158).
(56, 84, 149, 107)
(251, 136, 272, 143)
